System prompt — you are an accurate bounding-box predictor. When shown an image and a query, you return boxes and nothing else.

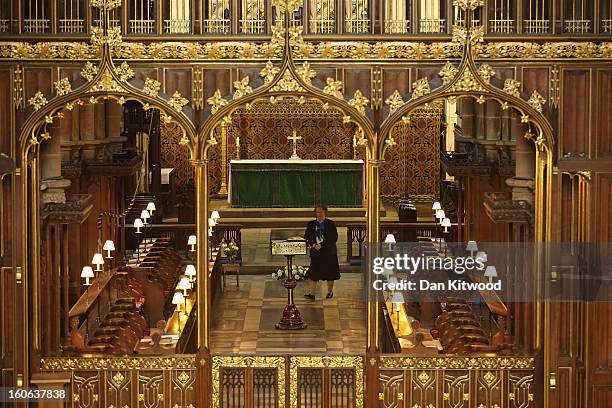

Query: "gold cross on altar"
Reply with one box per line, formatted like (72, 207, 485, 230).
(288, 131, 302, 160)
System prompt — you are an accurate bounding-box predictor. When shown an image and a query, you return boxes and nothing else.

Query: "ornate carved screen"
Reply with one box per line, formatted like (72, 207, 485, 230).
(381, 107, 442, 200)
(161, 122, 192, 190)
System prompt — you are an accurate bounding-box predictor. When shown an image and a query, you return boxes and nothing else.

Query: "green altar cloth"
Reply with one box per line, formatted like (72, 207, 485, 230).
(229, 159, 364, 207)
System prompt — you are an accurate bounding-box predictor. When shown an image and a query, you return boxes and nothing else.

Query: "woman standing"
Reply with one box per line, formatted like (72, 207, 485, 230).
(303, 204, 340, 300)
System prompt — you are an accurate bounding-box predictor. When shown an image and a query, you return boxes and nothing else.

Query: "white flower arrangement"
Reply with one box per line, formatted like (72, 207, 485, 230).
(221, 240, 239, 263)
(273, 265, 308, 281)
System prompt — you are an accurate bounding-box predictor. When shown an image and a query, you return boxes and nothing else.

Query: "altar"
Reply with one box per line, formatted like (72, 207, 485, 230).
(229, 159, 364, 207)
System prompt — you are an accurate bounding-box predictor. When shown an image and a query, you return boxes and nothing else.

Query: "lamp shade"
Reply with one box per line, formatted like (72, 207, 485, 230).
(466, 240, 478, 252)
(187, 235, 197, 246)
(134, 218, 144, 233)
(92, 253, 105, 266)
(177, 275, 191, 291)
(384, 234, 396, 244)
(172, 291, 185, 305)
(476, 251, 488, 263)
(387, 276, 399, 285)
(185, 264, 196, 278)
(211, 210, 220, 220)
(80, 266, 94, 279)
(140, 209, 150, 220)
(391, 291, 405, 304)
(208, 218, 216, 227)
(81, 266, 94, 285)
(432, 201, 441, 211)
(441, 218, 451, 228)
(103, 240, 115, 251)
(146, 202, 156, 212)
(436, 209, 445, 220)
(484, 265, 498, 278)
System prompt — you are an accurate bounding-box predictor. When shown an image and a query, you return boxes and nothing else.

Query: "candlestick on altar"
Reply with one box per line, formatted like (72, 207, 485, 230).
(235, 136, 240, 158)
(352, 134, 357, 159)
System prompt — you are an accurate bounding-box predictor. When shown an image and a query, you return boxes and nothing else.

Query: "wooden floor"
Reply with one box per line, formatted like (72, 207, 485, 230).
(210, 274, 366, 354)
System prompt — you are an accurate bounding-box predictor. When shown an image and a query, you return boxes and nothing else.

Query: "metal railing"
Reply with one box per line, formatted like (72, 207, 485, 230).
(59, 18, 85, 33)
(345, 18, 370, 33)
(129, 18, 156, 33)
(603, 19, 612, 32)
(310, 19, 335, 33)
(523, 18, 549, 33)
(0, 19, 10, 32)
(164, 18, 191, 33)
(488, 18, 515, 33)
(204, 18, 231, 33)
(565, 18, 591, 33)
(24, 18, 50, 32)
(419, 18, 445, 33)
(240, 19, 266, 33)
(384, 19, 410, 33)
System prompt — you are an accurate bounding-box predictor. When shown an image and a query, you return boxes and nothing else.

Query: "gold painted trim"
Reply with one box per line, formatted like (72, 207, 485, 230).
(379, 356, 536, 369)
(290, 356, 364, 408)
(1, 40, 612, 60)
(40, 356, 198, 370)
(211, 356, 286, 408)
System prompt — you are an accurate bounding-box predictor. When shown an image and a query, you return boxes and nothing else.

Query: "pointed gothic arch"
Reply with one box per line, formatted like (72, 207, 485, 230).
(17, 1, 197, 161)
(196, 24, 376, 159)
(378, 3, 555, 161)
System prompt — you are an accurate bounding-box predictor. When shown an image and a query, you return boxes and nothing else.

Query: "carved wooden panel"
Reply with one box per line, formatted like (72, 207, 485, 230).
(561, 69, 591, 158)
(343, 68, 372, 100)
(379, 357, 536, 408)
(164, 68, 192, 101)
(160, 122, 192, 189)
(40, 358, 198, 408)
(382, 68, 410, 100)
(0, 69, 11, 152)
(595, 69, 612, 158)
(382, 108, 441, 200)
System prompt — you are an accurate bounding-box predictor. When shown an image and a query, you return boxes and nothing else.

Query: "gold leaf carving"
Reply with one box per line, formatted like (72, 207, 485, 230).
(90, 70, 123, 92)
(477, 64, 495, 83)
(528, 90, 546, 112)
(54, 77, 72, 96)
(503, 79, 521, 98)
(260, 61, 280, 85)
(143, 78, 161, 97)
(448, 70, 485, 92)
(207, 90, 228, 114)
(168, 91, 189, 112)
(271, 71, 306, 92)
(113, 61, 134, 82)
(80, 62, 98, 81)
(297, 62, 316, 86)
(438, 62, 458, 84)
(348, 90, 369, 115)
(232, 76, 253, 100)
(28, 91, 48, 110)
(385, 90, 404, 114)
(453, 0, 485, 11)
(412, 78, 431, 98)
(323, 77, 343, 99)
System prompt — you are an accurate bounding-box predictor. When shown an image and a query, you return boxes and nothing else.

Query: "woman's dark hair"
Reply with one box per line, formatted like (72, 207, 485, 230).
(314, 204, 328, 213)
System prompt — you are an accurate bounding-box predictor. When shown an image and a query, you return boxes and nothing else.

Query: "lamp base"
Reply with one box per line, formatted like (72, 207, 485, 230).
(275, 304, 307, 330)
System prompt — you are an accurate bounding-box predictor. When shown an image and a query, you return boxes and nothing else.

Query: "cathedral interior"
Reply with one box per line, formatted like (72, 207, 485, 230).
(0, 0, 611, 407)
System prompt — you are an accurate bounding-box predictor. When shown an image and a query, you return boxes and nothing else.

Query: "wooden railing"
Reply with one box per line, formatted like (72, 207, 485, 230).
(378, 355, 537, 408)
(346, 222, 457, 264)
(39, 356, 198, 407)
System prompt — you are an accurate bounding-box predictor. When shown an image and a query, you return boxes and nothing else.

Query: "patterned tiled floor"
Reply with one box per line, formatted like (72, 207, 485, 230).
(211, 274, 366, 354)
